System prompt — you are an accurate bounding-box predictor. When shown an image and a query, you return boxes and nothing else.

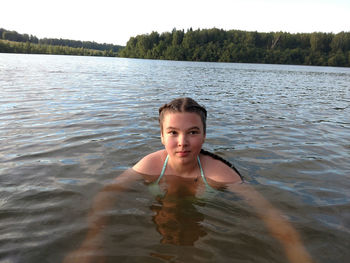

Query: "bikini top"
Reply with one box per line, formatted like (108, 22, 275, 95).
(148, 155, 216, 198)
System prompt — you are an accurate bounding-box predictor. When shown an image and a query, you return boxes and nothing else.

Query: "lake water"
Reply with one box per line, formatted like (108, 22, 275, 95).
(0, 53, 349, 263)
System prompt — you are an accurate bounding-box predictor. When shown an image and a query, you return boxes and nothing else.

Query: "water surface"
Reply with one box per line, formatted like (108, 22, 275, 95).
(0, 54, 350, 262)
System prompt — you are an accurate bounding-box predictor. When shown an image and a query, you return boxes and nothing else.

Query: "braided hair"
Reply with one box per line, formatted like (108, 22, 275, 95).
(159, 97, 207, 134)
(200, 149, 243, 181)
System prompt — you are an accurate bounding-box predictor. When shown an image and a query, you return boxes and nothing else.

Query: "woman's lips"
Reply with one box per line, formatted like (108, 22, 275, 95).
(176, 151, 190, 157)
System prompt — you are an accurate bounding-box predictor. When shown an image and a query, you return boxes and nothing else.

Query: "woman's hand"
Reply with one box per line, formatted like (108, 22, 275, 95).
(63, 169, 142, 263)
(228, 183, 314, 263)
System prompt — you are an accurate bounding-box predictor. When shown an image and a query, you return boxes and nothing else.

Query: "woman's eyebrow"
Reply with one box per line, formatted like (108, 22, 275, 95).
(165, 126, 200, 130)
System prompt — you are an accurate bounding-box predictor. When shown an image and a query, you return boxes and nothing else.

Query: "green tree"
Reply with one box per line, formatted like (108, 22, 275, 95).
(310, 32, 332, 53)
(118, 28, 350, 67)
(330, 32, 350, 53)
(328, 50, 347, 66)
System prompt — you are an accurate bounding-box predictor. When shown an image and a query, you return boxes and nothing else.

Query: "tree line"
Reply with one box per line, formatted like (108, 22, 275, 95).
(120, 28, 350, 67)
(0, 39, 115, 57)
(1, 27, 350, 67)
(0, 28, 123, 56)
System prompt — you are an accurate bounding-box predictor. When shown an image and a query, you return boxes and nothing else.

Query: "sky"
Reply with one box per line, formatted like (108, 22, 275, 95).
(1, 0, 349, 46)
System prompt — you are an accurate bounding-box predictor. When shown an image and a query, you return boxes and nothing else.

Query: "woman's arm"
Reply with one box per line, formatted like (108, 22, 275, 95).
(63, 169, 142, 263)
(228, 183, 314, 263)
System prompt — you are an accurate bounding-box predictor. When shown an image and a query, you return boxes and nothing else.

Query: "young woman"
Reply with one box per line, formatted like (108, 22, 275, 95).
(64, 98, 314, 263)
(133, 97, 243, 197)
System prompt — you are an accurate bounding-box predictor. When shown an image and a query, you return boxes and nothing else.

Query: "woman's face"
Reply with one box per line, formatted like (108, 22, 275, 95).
(161, 112, 205, 164)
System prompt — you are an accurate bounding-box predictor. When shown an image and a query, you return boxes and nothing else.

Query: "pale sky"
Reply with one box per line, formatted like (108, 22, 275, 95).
(1, 0, 349, 46)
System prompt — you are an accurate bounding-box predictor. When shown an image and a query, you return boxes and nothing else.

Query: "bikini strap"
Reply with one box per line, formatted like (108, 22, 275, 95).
(156, 155, 169, 184)
(197, 156, 211, 188)
(156, 155, 211, 189)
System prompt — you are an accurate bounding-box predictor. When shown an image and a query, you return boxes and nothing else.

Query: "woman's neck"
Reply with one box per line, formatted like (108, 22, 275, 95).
(168, 157, 199, 178)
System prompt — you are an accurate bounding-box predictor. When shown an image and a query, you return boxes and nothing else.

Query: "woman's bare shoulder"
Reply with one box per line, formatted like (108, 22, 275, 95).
(132, 150, 166, 175)
(201, 154, 242, 185)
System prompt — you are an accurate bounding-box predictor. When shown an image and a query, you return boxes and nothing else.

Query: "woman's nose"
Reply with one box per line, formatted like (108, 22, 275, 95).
(178, 134, 188, 146)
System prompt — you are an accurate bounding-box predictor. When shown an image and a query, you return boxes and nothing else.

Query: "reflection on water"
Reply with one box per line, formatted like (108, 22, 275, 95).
(148, 173, 209, 246)
(151, 197, 206, 246)
(0, 53, 350, 263)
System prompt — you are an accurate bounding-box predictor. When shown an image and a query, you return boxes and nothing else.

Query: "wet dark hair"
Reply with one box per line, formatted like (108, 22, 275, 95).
(159, 97, 243, 181)
(200, 149, 243, 181)
(159, 97, 207, 134)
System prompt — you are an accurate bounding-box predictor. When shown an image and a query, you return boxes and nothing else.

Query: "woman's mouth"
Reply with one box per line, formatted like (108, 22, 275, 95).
(176, 151, 190, 157)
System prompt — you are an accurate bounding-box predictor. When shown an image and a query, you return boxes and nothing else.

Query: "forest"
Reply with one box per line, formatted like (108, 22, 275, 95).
(0, 28, 122, 56)
(1, 27, 350, 67)
(120, 28, 350, 67)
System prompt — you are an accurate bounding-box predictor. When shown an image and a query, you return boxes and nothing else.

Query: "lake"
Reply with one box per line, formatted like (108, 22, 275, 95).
(0, 53, 349, 263)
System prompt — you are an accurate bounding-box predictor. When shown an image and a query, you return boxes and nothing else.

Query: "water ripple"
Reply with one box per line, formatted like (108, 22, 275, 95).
(1, 54, 350, 262)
